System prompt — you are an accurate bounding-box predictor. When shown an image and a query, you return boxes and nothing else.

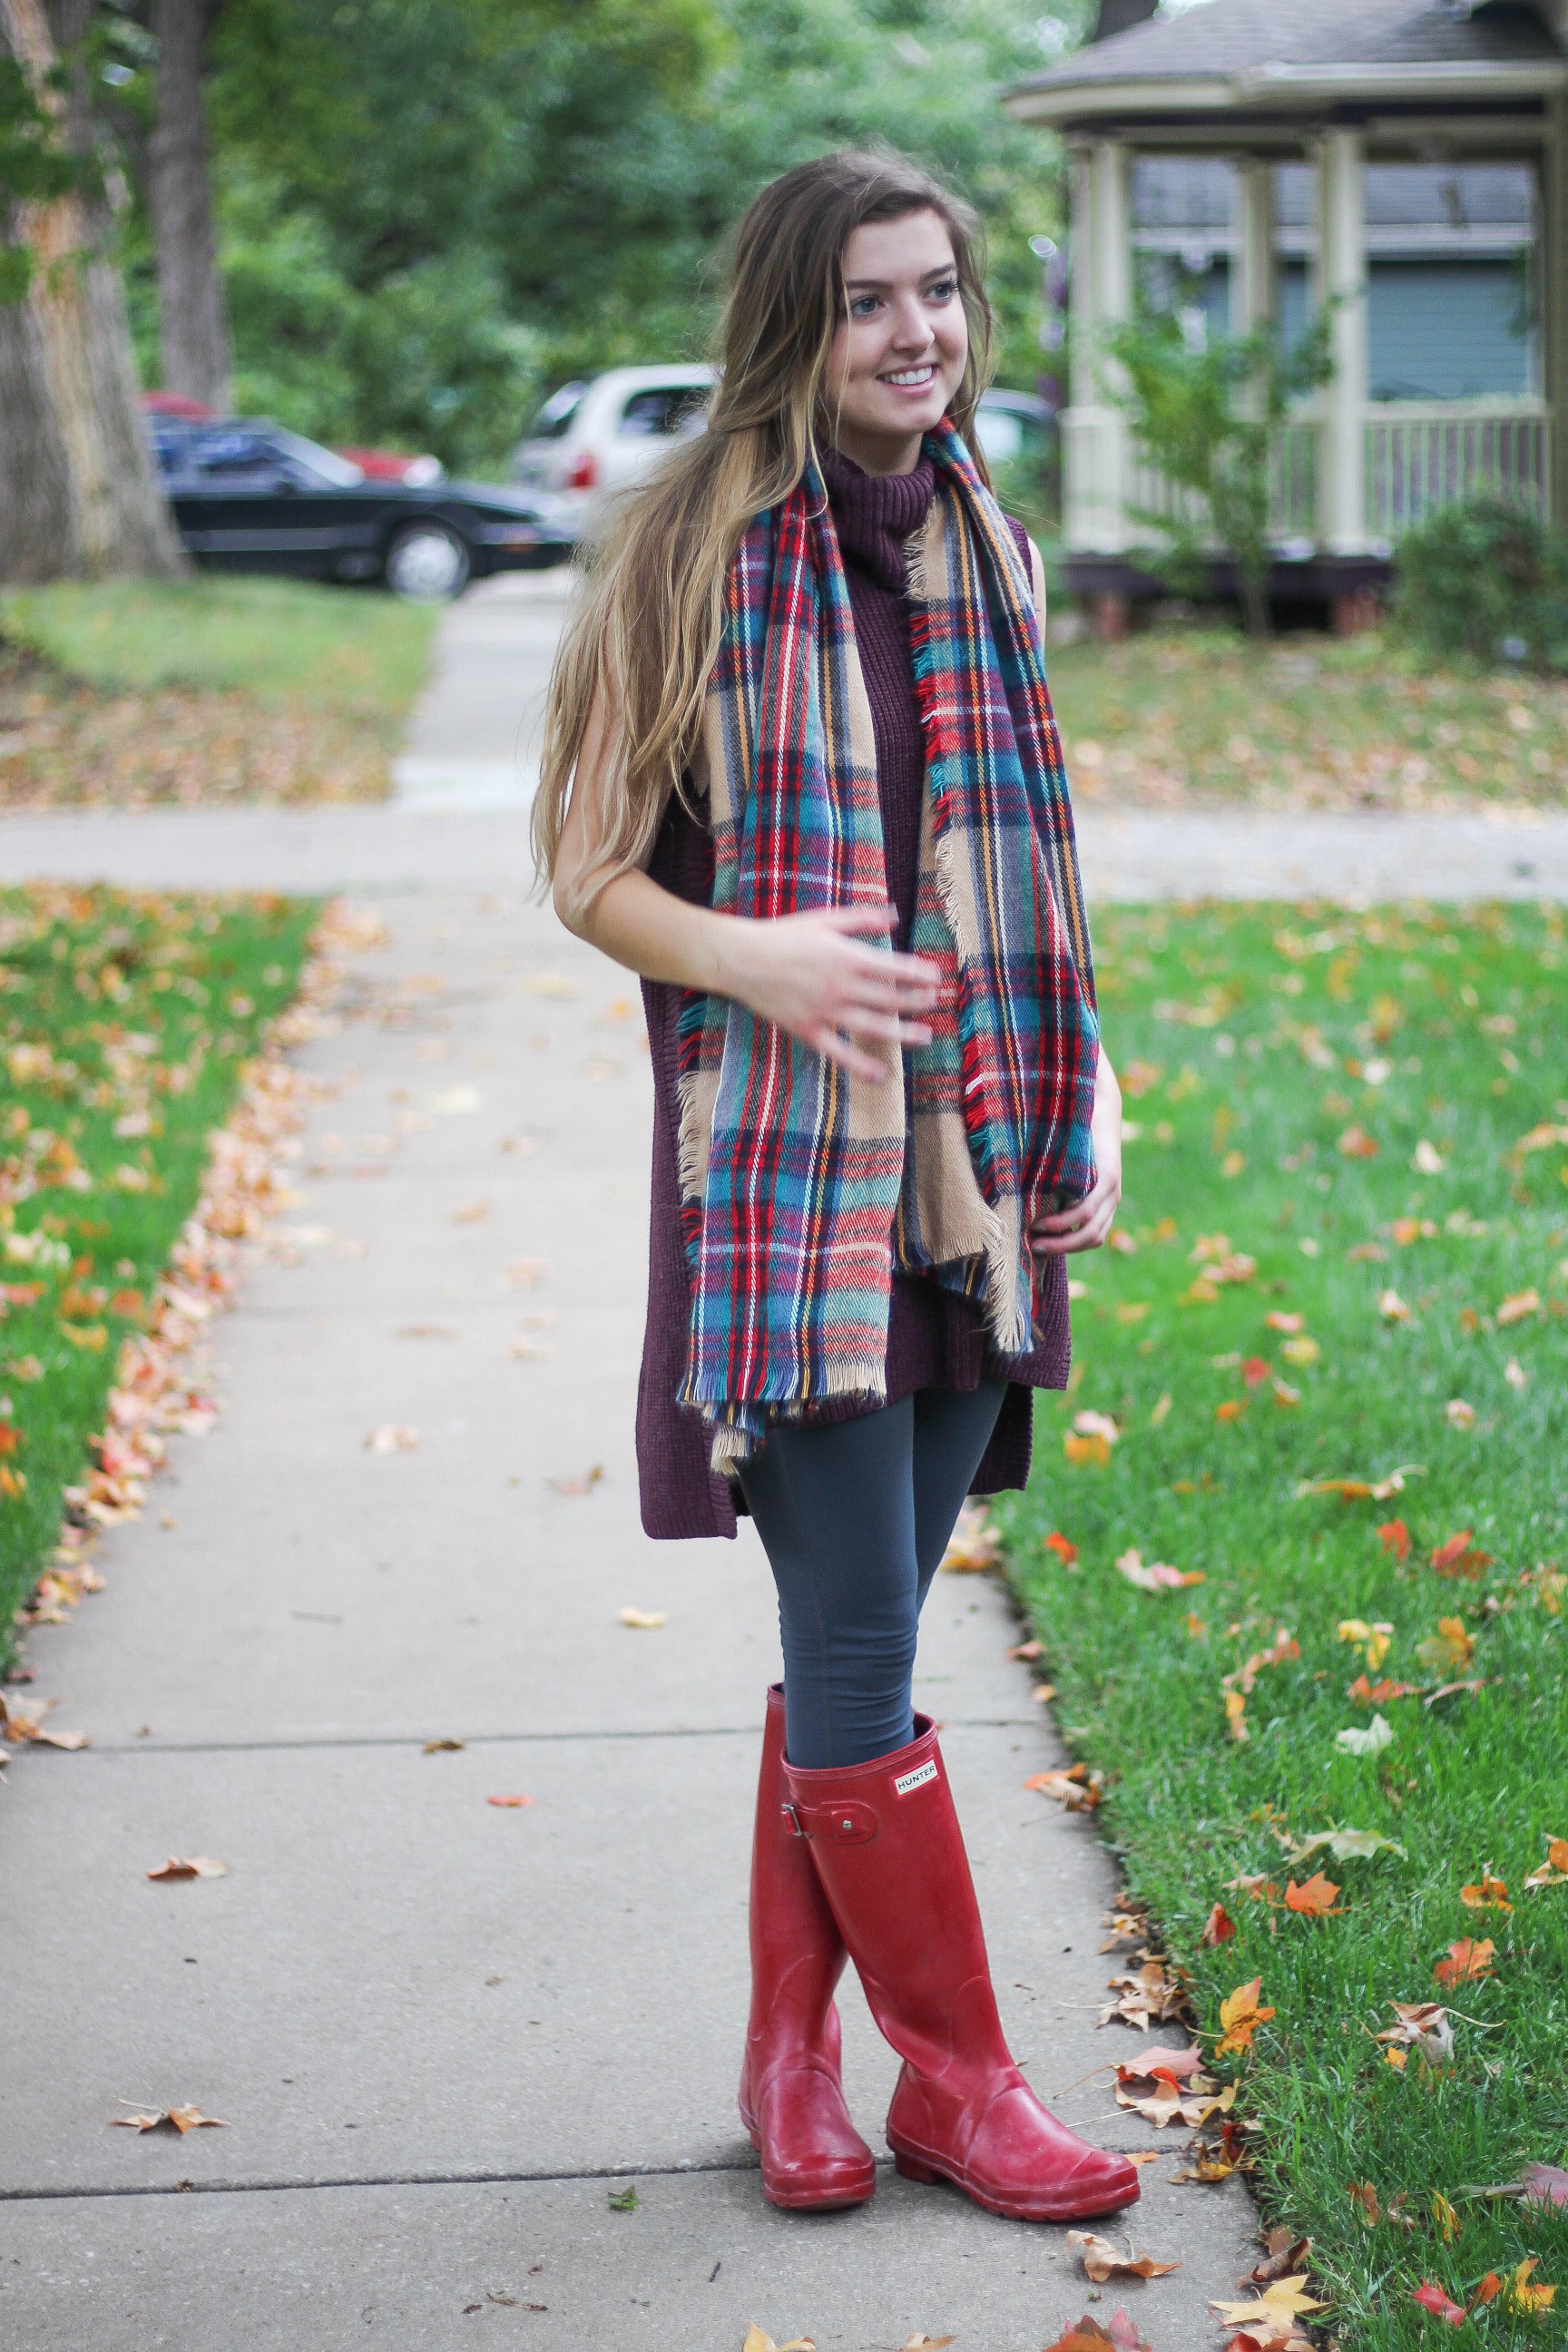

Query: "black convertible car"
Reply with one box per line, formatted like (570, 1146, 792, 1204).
(148, 417, 573, 600)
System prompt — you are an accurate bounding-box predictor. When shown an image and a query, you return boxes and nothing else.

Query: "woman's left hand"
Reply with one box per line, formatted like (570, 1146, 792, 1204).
(1029, 1051, 1122, 1257)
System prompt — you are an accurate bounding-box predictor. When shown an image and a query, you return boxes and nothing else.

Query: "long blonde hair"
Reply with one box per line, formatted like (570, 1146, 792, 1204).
(532, 146, 993, 906)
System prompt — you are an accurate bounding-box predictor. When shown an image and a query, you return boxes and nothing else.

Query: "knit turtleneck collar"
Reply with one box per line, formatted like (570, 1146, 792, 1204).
(821, 445, 935, 595)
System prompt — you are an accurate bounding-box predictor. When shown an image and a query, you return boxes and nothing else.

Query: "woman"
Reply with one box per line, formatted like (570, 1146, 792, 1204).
(534, 148, 1135, 2228)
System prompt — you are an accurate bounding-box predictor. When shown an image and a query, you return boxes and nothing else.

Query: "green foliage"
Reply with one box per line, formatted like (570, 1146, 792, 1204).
(0, 574, 436, 716)
(105, 0, 1086, 469)
(0, 886, 317, 1651)
(0, 54, 86, 304)
(1002, 898, 1568, 2350)
(209, 165, 542, 474)
(1106, 304, 1332, 635)
(1391, 497, 1568, 675)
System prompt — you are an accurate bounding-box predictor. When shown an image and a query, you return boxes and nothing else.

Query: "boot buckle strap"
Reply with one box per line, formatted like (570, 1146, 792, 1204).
(781, 1798, 878, 1845)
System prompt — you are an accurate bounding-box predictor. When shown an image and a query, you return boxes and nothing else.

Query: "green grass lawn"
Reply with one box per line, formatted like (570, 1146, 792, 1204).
(0, 885, 318, 1652)
(1, 575, 437, 716)
(998, 901, 1568, 2347)
(0, 578, 438, 807)
(1044, 627, 1568, 812)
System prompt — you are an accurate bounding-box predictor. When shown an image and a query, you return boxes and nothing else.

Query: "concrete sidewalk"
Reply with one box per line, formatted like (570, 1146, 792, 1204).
(392, 572, 573, 811)
(4, 798, 1568, 901)
(0, 875, 1258, 2350)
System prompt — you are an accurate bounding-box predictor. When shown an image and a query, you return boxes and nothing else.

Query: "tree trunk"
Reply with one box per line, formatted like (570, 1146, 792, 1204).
(149, 0, 230, 410)
(0, 297, 80, 581)
(0, 0, 185, 581)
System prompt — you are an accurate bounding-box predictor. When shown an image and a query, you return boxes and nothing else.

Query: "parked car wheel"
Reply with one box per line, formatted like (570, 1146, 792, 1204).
(385, 519, 471, 602)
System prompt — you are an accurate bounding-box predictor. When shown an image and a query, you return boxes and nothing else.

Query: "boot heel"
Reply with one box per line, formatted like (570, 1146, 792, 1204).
(894, 2151, 942, 2186)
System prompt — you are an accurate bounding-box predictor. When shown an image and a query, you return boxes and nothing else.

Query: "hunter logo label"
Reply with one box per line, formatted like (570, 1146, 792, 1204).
(893, 1759, 938, 1797)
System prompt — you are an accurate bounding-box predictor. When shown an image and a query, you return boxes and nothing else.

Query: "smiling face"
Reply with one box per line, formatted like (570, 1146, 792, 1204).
(823, 207, 969, 477)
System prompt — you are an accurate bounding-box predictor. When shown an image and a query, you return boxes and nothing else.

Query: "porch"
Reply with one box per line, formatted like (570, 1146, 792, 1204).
(1004, 0, 1568, 624)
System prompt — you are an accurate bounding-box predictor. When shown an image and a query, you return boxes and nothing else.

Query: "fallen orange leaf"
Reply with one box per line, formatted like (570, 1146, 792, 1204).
(1044, 1530, 1079, 1565)
(1459, 1872, 1511, 1912)
(1283, 1874, 1343, 1917)
(1024, 1764, 1103, 1811)
(111, 2104, 227, 2133)
(1523, 1836, 1568, 1889)
(1201, 1902, 1236, 1946)
(1040, 2314, 1152, 2352)
(1433, 1937, 1494, 1985)
(1066, 2230, 1180, 2284)
(1430, 1529, 1493, 1580)
(1378, 1518, 1411, 1561)
(486, 1794, 537, 1809)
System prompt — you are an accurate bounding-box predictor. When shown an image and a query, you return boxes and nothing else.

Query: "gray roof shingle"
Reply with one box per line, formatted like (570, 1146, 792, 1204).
(1011, 0, 1562, 98)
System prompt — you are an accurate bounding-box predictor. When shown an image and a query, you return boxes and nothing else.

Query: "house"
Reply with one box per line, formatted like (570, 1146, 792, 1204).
(1004, 0, 1568, 628)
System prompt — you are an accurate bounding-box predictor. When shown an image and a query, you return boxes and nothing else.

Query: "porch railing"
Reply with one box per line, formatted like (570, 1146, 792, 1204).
(1363, 399, 1550, 537)
(1063, 396, 1551, 556)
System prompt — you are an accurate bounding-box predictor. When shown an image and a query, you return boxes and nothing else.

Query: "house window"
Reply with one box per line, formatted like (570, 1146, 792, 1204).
(1130, 156, 1235, 351)
(1363, 164, 1537, 401)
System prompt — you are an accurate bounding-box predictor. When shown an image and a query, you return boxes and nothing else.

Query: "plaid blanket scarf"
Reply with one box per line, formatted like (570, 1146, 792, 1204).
(676, 420, 1098, 1464)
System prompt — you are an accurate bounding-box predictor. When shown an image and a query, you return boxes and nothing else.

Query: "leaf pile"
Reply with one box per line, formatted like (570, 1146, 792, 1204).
(0, 885, 328, 1658)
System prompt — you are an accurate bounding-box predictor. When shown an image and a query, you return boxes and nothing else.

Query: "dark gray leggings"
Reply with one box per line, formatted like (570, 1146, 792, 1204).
(736, 1382, 1007, 1770)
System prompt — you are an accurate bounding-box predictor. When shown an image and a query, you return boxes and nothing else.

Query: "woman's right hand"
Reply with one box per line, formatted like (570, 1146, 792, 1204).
(720, 903, 942, 1083)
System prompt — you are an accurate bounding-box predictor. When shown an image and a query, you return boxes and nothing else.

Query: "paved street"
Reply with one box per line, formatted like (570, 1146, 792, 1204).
(1, 583, 1563, 2350)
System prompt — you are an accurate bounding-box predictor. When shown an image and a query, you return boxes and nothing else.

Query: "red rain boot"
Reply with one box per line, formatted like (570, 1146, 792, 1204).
(783, 1716, 1140, 2223)
(737, 1687, 877, 2210)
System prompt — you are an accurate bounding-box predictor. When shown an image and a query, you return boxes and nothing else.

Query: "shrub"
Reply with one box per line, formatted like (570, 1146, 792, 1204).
(1391, 495, 1568, 671)
(1105, 305, 1331, 637)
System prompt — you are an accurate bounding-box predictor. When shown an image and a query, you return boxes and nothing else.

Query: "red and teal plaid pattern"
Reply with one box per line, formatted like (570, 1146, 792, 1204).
(677, 422, 1097, 1461)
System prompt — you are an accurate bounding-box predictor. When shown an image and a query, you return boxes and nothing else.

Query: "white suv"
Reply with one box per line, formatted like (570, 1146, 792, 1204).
(512, 365, 716, 532)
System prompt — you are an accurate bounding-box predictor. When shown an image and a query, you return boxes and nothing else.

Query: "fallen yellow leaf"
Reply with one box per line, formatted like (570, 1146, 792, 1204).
(1214, 1976, 1275, 2057)
(1210, 2278, 1328, 2326)
(1505, 2257, 1556, 2316)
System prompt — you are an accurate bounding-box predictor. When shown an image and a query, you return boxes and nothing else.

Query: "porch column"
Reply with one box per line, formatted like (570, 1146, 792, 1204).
(1318, 127, 1369, 556)
(1546, 94, 1568, 528)
(1063, 137, 1132, 573)
(1089, 135, 1133, 554)
(1067, 147, 1095, 415)
(1235, 160, 1272, 334)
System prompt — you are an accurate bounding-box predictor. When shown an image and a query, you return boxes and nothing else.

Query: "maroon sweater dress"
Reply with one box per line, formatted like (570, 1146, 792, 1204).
(635, 451, 1073, 1541)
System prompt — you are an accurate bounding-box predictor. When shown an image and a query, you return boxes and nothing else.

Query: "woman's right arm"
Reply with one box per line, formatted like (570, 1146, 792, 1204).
(552, 689, 941, 1084)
